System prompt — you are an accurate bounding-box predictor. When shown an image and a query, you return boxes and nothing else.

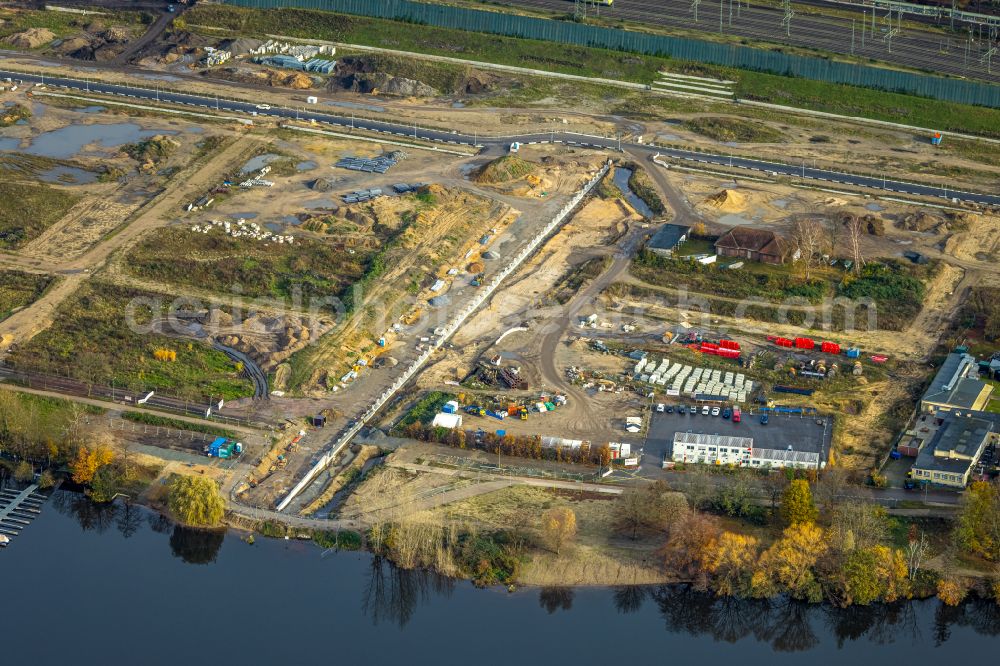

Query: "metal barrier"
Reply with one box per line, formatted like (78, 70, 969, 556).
(222, 0, 1000, 108)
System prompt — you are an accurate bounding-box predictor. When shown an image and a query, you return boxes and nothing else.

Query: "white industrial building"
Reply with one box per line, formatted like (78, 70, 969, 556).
(671, 431, 822, 470)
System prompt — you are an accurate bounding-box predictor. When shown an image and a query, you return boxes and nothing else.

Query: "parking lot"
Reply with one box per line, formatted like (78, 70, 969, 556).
(643, 405, 833, 465)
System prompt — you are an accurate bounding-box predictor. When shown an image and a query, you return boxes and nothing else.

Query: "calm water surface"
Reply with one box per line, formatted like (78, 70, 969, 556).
(1, 489, 998, 665)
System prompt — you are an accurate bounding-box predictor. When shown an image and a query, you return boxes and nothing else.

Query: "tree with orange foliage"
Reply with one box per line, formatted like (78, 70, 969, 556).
(70, 444, 115, 485)
(936, 577, 971, 606)
(660, 511, 720, 580)
(540, 507, 577, 555)
(700, 531, 759, 597)
(751, 522, 828, 601)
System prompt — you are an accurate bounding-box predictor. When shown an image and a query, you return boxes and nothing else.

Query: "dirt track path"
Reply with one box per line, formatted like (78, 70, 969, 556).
(0, 136, 261, 349)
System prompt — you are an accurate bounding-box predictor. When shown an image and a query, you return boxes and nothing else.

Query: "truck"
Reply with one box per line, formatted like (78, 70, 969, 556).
(486, 409, 507, 421)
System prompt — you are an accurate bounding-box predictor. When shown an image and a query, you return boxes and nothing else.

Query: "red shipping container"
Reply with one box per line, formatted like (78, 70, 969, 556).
(794, 337, 815, 350)
(775, 338, 793, 347)
(720, 339, 741, 350)
(871, 355, 888, 364)
(719, 349, 741, 359)
(820, 341, 841, 355)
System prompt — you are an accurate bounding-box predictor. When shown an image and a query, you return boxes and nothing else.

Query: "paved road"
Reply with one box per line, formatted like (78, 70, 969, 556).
(4, 69, 998, 207)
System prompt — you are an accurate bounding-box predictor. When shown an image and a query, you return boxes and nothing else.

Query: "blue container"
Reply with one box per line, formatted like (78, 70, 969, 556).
(845, 348, 861, 359)
(496, 430, 506, 437)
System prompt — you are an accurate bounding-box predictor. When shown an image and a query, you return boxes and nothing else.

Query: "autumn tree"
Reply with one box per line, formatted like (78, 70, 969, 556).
(839, 546, 910, 605)
(660, 511, 720, 580)
(954, 481, 1000, 561)
(614, 481, 685, 540)
(14, 460, 33, 483)
(936, 577, 971, 607)
(70, 443, 115, 485)
(829, 502, 889, 555)
(540, 507, 577, 555)
(780, 479, 818, 526)
(751, 522, 828, 601)
(167, 475, 225, 527)
(701, 531, 759, 597)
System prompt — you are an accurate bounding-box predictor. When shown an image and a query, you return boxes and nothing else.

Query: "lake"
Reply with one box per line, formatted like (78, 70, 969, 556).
(1, 488, 998, 665)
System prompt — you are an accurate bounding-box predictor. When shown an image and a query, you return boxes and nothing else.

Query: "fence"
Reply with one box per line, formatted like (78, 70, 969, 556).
(275, 160, 612, 511)
(220, 0, 1000, 108)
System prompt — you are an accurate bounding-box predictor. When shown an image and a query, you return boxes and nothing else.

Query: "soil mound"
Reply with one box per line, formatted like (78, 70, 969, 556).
(705, 188, 747, 212)
(5, 28, 55, 49)
(474, 155, 537, 184)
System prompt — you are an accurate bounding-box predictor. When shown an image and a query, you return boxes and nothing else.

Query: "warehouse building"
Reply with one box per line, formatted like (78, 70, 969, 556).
(920, 352, 994, 414)
(911, 410, 997, 488)
(670, 431, 823, 470)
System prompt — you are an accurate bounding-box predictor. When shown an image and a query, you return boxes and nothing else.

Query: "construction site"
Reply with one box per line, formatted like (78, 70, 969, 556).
(0, 2, 999, 588)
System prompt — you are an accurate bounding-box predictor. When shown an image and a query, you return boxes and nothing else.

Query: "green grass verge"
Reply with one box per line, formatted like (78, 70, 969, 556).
(0, 270, 52, 322)
(186, 4, 1000, 137)
(0, 180, 81, 250)
(683, 116, 785, 143)
(11, 282, 254, 401)
(395, 391, 456, 430)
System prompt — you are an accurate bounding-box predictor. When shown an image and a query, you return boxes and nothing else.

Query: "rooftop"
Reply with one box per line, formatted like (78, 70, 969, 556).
(922, 352, 993, 410)
(914, 411, 994, 475)
(714, 226, 789, 257)
(648, 223, 691, 251)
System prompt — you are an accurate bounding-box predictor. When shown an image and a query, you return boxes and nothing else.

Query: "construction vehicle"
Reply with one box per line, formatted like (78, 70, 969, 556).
(519, 407, 529, 420)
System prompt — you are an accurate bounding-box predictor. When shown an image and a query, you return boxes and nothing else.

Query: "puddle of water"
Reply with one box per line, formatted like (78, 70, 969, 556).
(0, 137, 19, 151)
(296, 160, 317, 171)
(14, 119, 27, 125)
(19, 123, 174, 159)
(231, 212, 258, 219)
(265, 222, 281, 233)
(452, 102, 466, 109)
(613, 167, 656, 218)
(718, 213, 755, 226)
(75, 106, 107, 114)
(865, 202, 885, 212)
(772, 199, 789, 209)
(38, 165, 98, 185)
(323, 99, 385, 113)
(283, 215, 303, 225)
(240, 153, 282, 174)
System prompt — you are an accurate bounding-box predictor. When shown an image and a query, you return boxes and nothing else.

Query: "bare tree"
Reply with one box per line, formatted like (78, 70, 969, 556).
(844, 214, 866, 274)
(791, 218, 826, 278)
(905, 526, 930, 579)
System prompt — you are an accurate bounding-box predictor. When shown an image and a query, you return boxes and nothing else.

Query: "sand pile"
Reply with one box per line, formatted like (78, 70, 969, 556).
(705, 188, 747, 212)
(5, 28, 55, 49)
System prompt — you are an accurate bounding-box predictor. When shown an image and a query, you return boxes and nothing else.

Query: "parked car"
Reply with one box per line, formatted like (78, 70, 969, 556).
(903, 479, 918, 491)
(760, 413, 769, 425)
(711, 407, 720, 416)
(666, 405, 674, 413)
(678, 405, 686, 415)
(701, 405, 710, 416)
(656, 403, 665, 413)
(722, 407, 732, 419)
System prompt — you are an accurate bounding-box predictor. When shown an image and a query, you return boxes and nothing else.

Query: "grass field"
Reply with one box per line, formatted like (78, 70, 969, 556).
(12, 282, 253, 400)
(683, 117, 785, 143)
(124, 227, 371, 306)
(0, 270, 52, 322)
(0, 181, 81, 250)
(186, 4, 1000, 137)
(0, 7, 147, 41)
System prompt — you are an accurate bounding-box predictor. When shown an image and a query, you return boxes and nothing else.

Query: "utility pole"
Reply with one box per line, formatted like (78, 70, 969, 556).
(719, 0, 724, 33)
(982, 46, 997, 74)
(851, 19, 856, 55)
(691, 0, 701, 23)
(729, 0, 733, 26)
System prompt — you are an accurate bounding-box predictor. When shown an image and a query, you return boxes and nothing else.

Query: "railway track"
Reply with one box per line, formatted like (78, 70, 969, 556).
(496, 0, 1000, 83)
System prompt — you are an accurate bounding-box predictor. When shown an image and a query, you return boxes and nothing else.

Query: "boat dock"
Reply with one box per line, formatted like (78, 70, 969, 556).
(0, 484, 46, 547)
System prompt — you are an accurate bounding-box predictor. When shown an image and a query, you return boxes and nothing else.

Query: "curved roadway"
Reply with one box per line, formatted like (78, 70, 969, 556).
(4, 69, 997, 207)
